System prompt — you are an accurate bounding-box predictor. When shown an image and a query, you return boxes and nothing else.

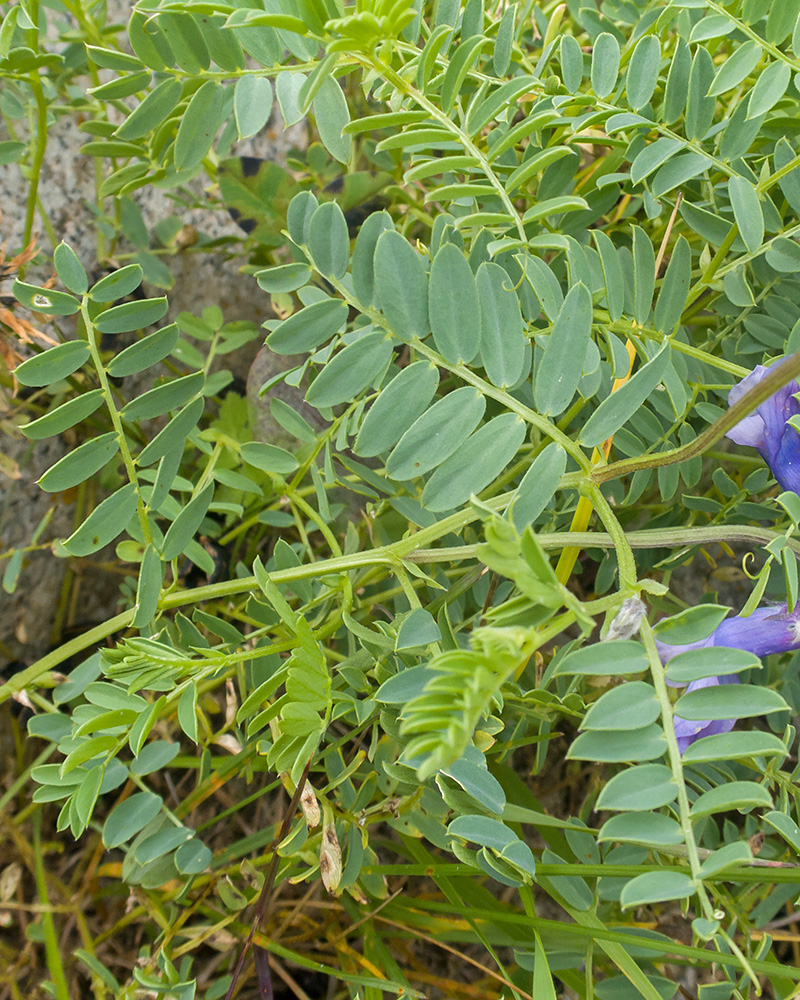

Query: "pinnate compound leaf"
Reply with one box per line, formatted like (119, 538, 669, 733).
(39, 433, 119, 492)
(429, 243, 480, 364)
(374, 230, 429, 342)
(306, 332, 392, 408)
(62, 484, 139, 556)
(421, 413, 526, 512)
(534, 282, 593, 416)
(21, 389, 103, 439)
(477, 261, 527, 388)
(386, 387, 485, 481)
(620, 872, 695, 909)
(579, 343, 670, 447)
(354, 361, 439, 457)
(266, 299, 348, 354)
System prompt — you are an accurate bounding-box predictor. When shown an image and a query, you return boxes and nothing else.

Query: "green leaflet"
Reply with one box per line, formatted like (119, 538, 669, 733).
(476, 261, 527, 388)
(386, 387, 485, 481)
(653, 236, 691, 333)
(174, 79, 223, 171)
(305, 332, 393, 408)
(21, 388, 104, 440)
(729, 175, 764, 254)
(428, 242, 480, 364)
(62, 484, 139, 557)
(107, 324, 179, 377)
(161, 484, 215, 562)
(590, 33, 620, 99)
(421, 413, 526, 512)
(234, 75, 273, 139)
(307, 200, 350, 279)
(374, 230, 429, 342)
(625, 35, 660, 111)
(266, 299, 348, 354)
(312, 75, 351, 164)
(534, 282, 592, 416)
(354, 361, 439, 457)
(39, 433, 119, 492)
(511, 442, 566, 530)
(580, 344, 670, 447)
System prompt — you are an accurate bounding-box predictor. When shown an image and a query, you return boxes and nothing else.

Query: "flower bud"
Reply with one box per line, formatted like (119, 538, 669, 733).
(300, 781, 321, 829)
(319, 811, 342, 895)
(604, 597, 646, 641)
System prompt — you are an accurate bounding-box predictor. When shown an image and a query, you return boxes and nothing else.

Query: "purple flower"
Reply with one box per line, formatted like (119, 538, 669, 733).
(656, 603, 800, 665)
(726, 363, 800, 493)
(656, 603, 800, 752)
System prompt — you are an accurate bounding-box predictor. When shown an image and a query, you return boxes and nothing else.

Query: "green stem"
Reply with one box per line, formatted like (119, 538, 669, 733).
(81, 298, 153, 544)
(32, 810, 70, 1000)
(593, 350, 800, 484)
(367, 54, 528, 243)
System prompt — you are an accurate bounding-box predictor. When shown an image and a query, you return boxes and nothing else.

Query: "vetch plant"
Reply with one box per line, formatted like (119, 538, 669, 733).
(726, 362, 800, 493)
(7, 1, 800, 998)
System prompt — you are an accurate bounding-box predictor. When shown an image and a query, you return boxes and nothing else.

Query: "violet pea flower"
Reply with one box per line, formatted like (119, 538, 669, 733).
(725, 363, 800, 493)
(656, 603, 800, 753)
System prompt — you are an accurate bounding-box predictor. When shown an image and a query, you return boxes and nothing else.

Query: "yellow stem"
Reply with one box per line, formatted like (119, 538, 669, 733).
(555, 338, 637, 584)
